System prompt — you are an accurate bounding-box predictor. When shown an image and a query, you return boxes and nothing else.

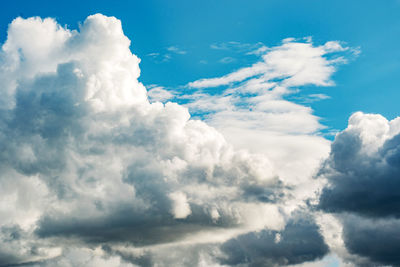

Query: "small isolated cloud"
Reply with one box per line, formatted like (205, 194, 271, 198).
(308, 93, 330, 100)
(167, 45, 187, 54)
(219, 57, 236, 64)
(147, 52, 171, 62)
(147, 45, 186, 63)
(147, 52, 160, 57)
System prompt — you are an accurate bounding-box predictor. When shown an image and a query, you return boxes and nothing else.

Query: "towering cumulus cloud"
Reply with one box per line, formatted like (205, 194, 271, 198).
(318, 112, 400, 266)
(0, 14, 333, 266)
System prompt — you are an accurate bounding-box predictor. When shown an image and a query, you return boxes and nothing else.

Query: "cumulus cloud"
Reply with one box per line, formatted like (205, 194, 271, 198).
(2, 13, 383, 267)
(317, 112, 400, 265)
(319, 112, 400, 218)
(0, 14, 327, 266)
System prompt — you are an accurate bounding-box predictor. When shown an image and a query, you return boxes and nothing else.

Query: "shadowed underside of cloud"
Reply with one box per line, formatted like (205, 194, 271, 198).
(318, 112, 400, 266)
(341, 215, 400, 266)
(219, 215, 328, 267)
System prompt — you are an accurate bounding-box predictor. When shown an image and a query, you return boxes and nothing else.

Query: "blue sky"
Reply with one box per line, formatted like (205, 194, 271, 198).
(1, 1, 400, 266)
(1, 0, 400, 132)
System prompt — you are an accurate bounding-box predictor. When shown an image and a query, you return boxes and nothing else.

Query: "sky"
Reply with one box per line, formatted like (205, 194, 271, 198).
(1, 0, 400, 131)
(0, 1, 400, 267)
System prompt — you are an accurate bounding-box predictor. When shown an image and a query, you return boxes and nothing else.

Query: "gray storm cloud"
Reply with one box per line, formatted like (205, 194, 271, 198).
(318, 112, 400, 266)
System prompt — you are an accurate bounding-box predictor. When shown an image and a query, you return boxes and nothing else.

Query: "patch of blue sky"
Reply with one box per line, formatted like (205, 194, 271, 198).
(2, 0, 400, 133)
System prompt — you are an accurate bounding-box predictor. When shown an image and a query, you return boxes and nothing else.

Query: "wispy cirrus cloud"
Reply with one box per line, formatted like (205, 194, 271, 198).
(167, 45, 187, 55)
(147, 45, 187, 63)
(219, 56, 236, 64)
(189, 40, 352, 89)
(210, 41, 265, 53)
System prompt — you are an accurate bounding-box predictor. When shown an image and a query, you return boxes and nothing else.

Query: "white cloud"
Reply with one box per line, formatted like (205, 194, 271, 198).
(184, 41, 351, 201)
(188, 62, 267, 88)
(167, 46, 187, 55)
(189, 39, 348, 89)
(183, 39, 355, 217)
(0, 13, 369, 267)
(0, 14, 297, 266)
(219, 57, 236, 64)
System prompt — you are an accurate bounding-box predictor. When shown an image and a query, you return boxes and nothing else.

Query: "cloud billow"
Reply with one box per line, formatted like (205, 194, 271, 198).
(318, 112, 400, 265)
(0, 14, 307, 266)
(2, 12, 382, 267)
(319, 112, 400, 218)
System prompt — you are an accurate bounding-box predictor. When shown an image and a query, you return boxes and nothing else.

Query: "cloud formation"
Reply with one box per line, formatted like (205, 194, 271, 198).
(0, 14, 333, 266)
(319, 112, 400, 217)
(3, 13, 393, 267)
(181, 38, 357, 220)
(318, 112, 400, 265)
(189, 40, 348, 88)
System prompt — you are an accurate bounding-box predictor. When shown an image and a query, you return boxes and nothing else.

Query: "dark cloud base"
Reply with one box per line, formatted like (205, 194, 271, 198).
(318, 113, 400, 266)
(220, 216, 328, 266)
